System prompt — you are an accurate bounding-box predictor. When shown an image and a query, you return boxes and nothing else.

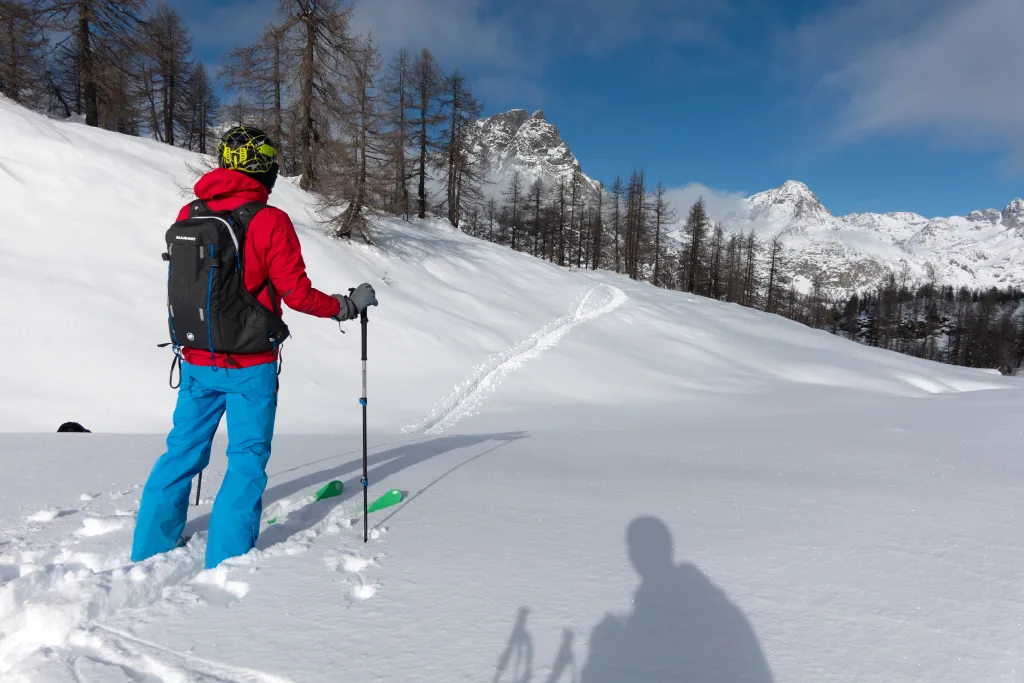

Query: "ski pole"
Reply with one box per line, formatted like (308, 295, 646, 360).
(195, 472, 202, 506)
(360, 306, 369, 543)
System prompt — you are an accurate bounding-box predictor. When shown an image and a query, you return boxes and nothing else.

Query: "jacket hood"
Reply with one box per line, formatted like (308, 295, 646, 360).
(194, 168, 270, 204)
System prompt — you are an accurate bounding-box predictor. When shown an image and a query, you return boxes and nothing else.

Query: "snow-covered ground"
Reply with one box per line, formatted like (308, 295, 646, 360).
(2, 97, 1023, 682)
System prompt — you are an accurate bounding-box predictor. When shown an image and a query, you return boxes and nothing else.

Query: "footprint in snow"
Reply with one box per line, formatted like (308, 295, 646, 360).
(27, 508, 75, 522)
(0, 561, 21, 583)
(189, 567, 251, 607)
(351, 580, 377, 600)
(325, 552, 376, 574)
(75, 517, 127, 537)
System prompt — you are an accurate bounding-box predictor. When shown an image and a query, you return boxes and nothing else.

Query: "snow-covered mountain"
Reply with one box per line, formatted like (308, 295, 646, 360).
(478, 108, 1024, 295)
(474, 108, 600, 199)
(729, 180, 1024, 294)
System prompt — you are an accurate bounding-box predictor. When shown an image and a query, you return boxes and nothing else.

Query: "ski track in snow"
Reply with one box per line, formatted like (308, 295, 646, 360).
(71, 625, 296, 683)
(408, 284, 627, 434)
(0, 481, 386, 680)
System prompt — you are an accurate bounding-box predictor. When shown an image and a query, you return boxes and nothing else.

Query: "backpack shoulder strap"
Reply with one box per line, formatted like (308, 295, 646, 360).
(187, 199, 209, 218)
(230, 202, 268, 232)
(230, 202, 274, 306)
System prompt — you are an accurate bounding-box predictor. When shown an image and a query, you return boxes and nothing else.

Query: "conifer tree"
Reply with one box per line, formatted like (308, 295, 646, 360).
(409, 48, 444, 219)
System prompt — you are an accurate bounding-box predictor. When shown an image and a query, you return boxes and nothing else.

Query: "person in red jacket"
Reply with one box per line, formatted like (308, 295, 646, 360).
(132, 126, 377, 569)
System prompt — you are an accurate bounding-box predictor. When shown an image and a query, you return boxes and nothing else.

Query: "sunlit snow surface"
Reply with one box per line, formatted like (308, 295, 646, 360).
(1, 97, 1022, 682)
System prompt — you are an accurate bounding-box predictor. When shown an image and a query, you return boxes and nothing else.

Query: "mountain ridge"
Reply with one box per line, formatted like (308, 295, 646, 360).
(475, 108, 1024, 294)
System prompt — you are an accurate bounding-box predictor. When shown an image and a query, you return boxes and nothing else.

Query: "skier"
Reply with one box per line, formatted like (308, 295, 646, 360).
(131, 125, 377, 569)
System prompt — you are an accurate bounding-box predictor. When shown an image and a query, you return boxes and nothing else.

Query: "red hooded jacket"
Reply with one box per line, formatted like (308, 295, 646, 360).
(177, 168, 341, 369)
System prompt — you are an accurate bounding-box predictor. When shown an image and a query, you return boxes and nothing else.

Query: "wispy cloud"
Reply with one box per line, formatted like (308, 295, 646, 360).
(493, 0, 733, 58)
(349, 0, 741, 110)
(472, 75, 546, 111)
(796, 0, 1024, 162)
(663, 183, 749, 223)
(349, 0, 520, 69)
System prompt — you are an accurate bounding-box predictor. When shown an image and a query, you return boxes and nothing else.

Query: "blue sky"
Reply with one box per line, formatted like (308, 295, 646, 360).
(179, 0, 1023, 218)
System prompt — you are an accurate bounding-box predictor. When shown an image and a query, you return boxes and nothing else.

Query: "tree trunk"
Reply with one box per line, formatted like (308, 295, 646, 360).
(298, 9, 315, 190)
(446, 81, 458, 225)
(78, 0, 98, 127)
(273, 34, 283, 169)
(417, 78, 427, 219)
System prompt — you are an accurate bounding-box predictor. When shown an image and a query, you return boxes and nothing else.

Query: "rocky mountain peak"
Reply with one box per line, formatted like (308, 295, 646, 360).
(475, 108, 597, 197)
(968, 208, 1000, 222)
(747, 180, 832, 223)
(1002, 198, 1024, 231)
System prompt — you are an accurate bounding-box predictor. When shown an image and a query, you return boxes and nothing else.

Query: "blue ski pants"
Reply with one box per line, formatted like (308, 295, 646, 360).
(131, 361, 278, 569)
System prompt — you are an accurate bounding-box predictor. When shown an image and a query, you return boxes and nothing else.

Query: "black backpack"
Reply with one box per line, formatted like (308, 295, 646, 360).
(163, 200, 290, 358)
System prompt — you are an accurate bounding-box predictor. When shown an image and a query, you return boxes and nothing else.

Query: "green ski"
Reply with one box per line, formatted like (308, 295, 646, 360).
(367, 489, 403, 515)
(267, 480, 343, 525)
(314, 480, 344, 501)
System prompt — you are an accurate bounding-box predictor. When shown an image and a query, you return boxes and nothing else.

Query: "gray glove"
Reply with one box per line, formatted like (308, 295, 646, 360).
(332, 295, 358, 321)
(348, 283, 378, 313)
(331, 283, 378, 322)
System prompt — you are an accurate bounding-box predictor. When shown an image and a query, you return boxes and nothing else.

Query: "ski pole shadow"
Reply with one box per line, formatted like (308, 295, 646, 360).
(253, 432, 526, 548)
(543, 629, 577, 683)
(579, 516, 774, 683)
(181, 432, 526, 547)
(376, 435, 523, 526)
(494, 606, 535, 683)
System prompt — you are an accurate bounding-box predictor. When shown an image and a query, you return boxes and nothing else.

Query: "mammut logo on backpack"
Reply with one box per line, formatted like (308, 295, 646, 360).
(176, 235, 197, 241)
(186, 332, 195, 341)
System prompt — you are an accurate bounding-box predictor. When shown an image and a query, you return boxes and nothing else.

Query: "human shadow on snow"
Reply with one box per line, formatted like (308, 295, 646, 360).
(496, 516, 773, 683)
(579, 516, 774, 683)
(182, 433, 527, 547)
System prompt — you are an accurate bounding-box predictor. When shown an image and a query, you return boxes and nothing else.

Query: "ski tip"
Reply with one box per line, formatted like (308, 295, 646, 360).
(366, 488, 404, 515)
(314, 480, 344, 501)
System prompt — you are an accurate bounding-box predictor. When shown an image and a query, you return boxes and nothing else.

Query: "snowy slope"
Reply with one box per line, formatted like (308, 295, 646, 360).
(2, 97, 1024, 682)
(4, 96, 996, 434)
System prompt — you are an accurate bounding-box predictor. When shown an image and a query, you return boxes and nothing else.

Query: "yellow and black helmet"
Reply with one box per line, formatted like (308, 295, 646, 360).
(217, 125, 277, 174)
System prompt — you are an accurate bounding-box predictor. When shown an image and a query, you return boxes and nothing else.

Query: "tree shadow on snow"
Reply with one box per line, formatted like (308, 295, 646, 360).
(182, 433, 527, 547)
(579, 516, 774, 683)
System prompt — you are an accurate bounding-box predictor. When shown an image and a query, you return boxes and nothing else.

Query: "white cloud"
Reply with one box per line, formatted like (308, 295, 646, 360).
(347, 0, 734, 110)
(494, 0, 730, 57)
(807, 0, 1024, 161)
(663, 183, 748, 223)
(349, 0, 519, 69)
(473, 75, 546, 111)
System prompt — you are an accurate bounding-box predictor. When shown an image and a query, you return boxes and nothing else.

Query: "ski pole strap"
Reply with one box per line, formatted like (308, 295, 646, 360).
(361, 476, 368, 488)
(158, 343, 184, 389)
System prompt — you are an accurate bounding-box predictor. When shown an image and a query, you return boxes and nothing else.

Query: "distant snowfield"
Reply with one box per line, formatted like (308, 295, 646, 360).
(2, 98, 1023, 682)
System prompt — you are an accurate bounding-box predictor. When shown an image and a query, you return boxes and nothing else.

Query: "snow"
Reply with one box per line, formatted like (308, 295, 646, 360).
(2, 97, 1024, 682)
